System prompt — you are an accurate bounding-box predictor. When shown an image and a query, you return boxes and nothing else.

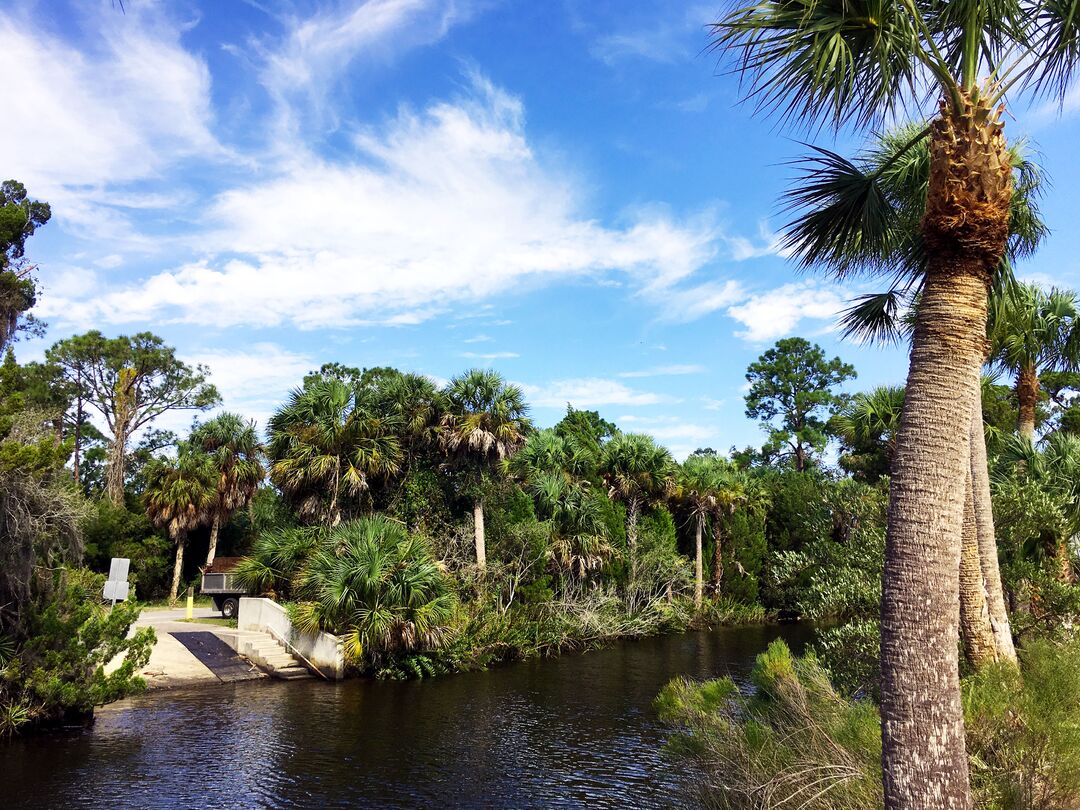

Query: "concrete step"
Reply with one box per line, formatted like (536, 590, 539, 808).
(236, 631, 313, 679)
(273, 666, 314, 680)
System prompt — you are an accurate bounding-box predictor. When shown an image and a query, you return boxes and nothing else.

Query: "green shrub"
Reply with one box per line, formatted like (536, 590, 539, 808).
(1, 568, 155, 736)
(964, 638, 1080, 809)
(812, 620, 881, 700)
(657, 639, 882, 809)
(292, 516, 457, 664)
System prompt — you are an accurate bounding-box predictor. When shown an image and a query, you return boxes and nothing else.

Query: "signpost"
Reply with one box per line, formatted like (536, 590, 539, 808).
(103, 557, 130, 605)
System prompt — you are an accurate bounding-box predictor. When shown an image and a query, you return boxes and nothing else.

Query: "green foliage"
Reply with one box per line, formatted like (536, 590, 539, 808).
(813, 620, 882, 700)
(768, 479, 887, 619)
(720, 508, 768, 604)
(0, 180, 51, 352)
(233, 525, 324, 600)
(82, 500, 172, 600)
(744, 337, 855, 472)
(657, 639, 882, 809)
(965, 639, 1080, 809)
(46, 331, 219, 458)
(1, 568, 154, 737)
(268, 377, 403, 525)
(760, 468, 831, 555)
(292, 516, 457, 663)
(830, 385, 904, 482)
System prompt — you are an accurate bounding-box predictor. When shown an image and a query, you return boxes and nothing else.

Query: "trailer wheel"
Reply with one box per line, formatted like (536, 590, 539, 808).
(221, 597, 239, 619)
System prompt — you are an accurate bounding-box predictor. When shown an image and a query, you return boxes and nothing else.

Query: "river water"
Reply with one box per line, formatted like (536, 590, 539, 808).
(2, 623, 814, 809)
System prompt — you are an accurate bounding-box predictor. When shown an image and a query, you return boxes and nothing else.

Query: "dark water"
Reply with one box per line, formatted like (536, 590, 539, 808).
(1, 623, 814, 809)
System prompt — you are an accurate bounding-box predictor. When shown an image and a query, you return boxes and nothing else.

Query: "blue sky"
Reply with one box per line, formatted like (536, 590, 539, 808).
(7, 0, 1080, 459)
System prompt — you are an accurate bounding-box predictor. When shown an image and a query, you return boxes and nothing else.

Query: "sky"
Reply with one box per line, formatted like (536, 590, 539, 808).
(7, 0, 1080, 459)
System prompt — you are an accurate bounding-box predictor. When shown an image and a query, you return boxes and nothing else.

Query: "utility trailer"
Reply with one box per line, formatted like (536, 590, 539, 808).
(200, 557, 247, 619)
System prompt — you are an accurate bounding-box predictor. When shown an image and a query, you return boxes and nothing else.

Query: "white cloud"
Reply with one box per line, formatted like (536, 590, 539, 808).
(651, 279, 746, 322)
(181, 343, 314, 428)
(619, 364, 705, 378)
(519, 378, 675, 409)
(463, 334, 493, 343)
(0, 10, 221, 240)
(257, 0, 483, 132)
(611, 414, 721, 460)
(461, 351, 519, 360)
(47, 75, 723, 330)
(588, 3, 717, 66)
(726, 281, 847, 342)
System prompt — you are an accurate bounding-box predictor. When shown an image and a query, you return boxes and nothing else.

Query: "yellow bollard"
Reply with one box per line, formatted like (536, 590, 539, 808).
(186, 586, 194, 620)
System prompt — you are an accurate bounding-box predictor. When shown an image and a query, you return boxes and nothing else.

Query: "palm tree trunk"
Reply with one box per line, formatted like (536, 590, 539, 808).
(1016, 362, 1039, 440)
(881, 92, 1011, 810)
(711, 518, 724, 593)
(694, 515, 703, 609)
(473, 497, 486, 570)
(169, 533, 187, 604)
(1056, 538, 1074, 583)
(969, 395, 1017, 664)
(626, 497, 639, 586)
(960, 471, 998, 670)
(205, 513, 222, 567)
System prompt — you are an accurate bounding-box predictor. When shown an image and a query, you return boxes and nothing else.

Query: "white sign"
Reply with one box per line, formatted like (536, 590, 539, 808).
(103, 557, 131, 602)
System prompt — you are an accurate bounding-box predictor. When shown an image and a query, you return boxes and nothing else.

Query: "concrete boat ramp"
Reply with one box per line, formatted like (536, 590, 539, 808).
(111, 608, 313, 688)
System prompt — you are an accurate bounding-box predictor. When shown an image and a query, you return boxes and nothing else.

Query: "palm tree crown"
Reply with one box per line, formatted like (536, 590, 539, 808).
(440, 369, 531, 463)
(191, 412, 266, 565)
(989, 283, 1080, 438)
(267, 378, 402, 525)
(600, 432, 674, 585)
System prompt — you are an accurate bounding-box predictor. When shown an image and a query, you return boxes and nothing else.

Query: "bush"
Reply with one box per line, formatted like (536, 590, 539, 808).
(812, 620, 881, 700)
(1, 568, 155, 736)
(657, 639, 882, 809)
(659, 637, 1080, 809)
(964, 638, 1080, 809)
(292, 516, 457, 664)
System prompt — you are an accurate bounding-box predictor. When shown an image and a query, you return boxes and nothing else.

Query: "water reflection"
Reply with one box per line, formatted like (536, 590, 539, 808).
(3, 624, 814, 809)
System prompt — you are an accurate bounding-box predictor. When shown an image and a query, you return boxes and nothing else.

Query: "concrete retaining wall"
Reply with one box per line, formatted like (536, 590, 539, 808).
(238, 597, 346, 679)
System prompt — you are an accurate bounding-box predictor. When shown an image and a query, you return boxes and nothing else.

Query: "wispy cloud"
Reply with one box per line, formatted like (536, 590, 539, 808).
(619, 364, 705, 378)
(461, 351, 519, 360)
(45, 74, 723, 330)
(588, 3, 716, 66)
(255, 0, 484, 131)
(0, 8, 223, 244)
(520, 378, 675, 409)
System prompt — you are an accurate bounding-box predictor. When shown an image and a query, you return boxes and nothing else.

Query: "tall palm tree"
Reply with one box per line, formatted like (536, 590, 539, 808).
(674, 455, 725, 608)
(440, 369, 531, 569)
(818, 126, 1042, 672)
(190, 412, 265, 566)
(143, 444, 216, 603)
(989, 283, 1080, 440)
(267, 378, 402, 526)
(599, 433, 674, 586)
(711, 5, 1080, 803)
